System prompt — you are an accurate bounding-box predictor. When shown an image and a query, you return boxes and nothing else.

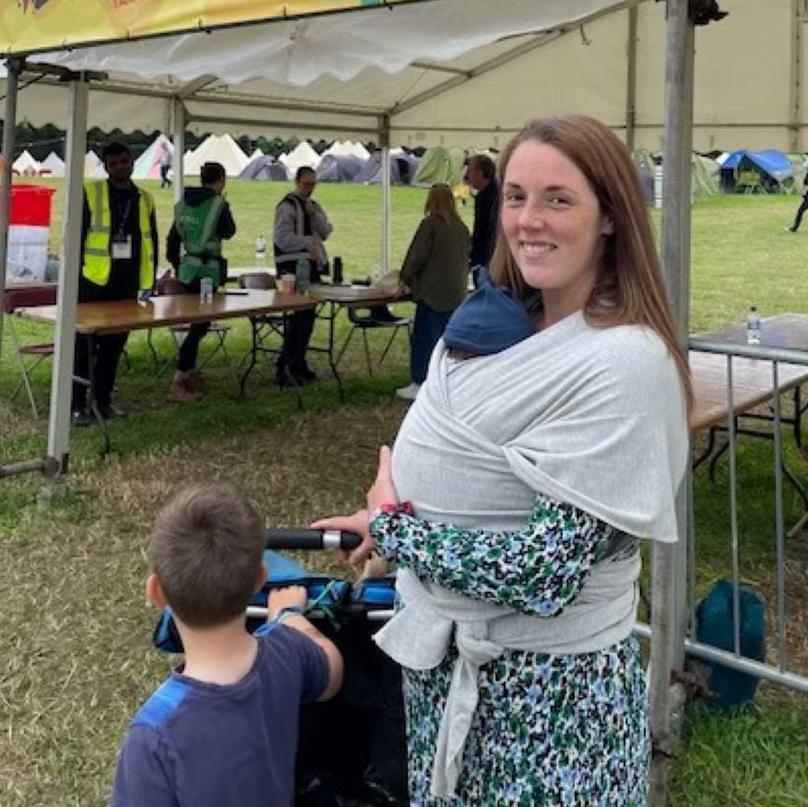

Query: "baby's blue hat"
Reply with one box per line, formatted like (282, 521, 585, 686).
(443, 274, 535, 355)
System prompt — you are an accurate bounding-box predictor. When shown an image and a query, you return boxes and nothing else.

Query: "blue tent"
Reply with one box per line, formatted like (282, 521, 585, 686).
(720, 149, 794, 191)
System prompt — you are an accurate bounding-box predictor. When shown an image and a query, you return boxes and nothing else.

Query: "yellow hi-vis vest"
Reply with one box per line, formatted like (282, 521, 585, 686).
(83, 180, 156, 291)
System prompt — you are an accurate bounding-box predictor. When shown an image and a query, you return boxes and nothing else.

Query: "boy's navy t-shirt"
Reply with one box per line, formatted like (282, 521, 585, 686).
(111, 624, 329, 807)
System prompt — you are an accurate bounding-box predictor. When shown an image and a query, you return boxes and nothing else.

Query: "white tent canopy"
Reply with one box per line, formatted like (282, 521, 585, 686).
(41, 151, 65, 177)
(11, 149, 40, 175)
(133, 133, 174, 180)
(183, 133, 249, 177)
(279, 140, 321, 173)
(1, 0, 800, 153)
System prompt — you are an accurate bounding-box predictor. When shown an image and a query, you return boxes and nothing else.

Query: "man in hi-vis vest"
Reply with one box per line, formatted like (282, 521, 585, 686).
(72, 142, 158, 425)
(273, 165, 332, 386)
(166, 161, 236, 402)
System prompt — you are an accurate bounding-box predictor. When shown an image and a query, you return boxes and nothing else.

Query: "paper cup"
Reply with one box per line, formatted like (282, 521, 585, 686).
(280, 274, 296, 294)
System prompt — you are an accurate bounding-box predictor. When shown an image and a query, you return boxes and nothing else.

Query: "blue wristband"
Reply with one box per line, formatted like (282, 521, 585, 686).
(273, 605, 305, 625)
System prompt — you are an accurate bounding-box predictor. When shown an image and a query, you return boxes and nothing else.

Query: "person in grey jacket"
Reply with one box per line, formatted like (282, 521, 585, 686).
(273, 166, 333, 385)
(396, 184, 470, 400)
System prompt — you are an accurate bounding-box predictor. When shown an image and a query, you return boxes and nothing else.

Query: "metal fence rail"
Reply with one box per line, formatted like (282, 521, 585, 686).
(656, 337, 808, 694)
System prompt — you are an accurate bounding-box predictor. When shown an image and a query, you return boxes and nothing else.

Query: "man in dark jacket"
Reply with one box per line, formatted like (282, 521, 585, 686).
(466, 154, 499, 288)
(166, 161, 236, 401)
(72, 142, 159, 426)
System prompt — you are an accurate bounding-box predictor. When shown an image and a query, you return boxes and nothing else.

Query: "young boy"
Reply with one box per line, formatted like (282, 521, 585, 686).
(111, 483, 343, 806)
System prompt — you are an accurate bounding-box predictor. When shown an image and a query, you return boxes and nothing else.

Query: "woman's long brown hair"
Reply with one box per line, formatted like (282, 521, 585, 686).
(488, 115, 693, 411)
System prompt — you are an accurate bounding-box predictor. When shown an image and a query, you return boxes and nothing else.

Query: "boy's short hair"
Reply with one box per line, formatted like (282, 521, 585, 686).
(200, 161, 226, 186)
(150, 483, 265, 628)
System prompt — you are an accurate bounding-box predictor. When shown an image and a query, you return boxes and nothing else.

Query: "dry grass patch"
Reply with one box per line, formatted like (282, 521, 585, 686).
(0, 400, 407, 804)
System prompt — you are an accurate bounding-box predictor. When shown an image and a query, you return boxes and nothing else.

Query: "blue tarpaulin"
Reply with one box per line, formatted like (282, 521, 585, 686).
(721, 149, 794, 183)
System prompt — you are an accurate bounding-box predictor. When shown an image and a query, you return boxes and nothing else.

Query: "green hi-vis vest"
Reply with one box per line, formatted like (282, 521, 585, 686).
(175, 195, 226, 285)
(83, 181, 155, 291)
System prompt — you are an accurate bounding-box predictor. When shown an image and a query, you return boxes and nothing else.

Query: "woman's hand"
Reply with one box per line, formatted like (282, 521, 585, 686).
(366, 445, 398, 514)
(311, 509, 372, 566)
(312, 446, 399, 567)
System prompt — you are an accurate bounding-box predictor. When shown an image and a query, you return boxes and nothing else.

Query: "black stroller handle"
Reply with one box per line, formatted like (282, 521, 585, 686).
(265, 528, 363, 551)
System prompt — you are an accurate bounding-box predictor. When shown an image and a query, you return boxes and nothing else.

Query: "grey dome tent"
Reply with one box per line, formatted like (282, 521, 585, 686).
(239, 154, 290, 181)
(356, 152, 420, 184)
(317, 153, 365, 182)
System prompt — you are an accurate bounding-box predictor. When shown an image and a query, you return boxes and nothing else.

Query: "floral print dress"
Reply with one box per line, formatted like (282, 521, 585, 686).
(370, 493, 649, 807)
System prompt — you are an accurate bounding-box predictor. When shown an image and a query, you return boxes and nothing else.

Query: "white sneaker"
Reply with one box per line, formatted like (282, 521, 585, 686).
(395, 382, 421, 401)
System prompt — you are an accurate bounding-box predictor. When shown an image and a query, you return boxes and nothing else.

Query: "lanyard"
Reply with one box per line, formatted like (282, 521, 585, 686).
(113, 192, 134, 240)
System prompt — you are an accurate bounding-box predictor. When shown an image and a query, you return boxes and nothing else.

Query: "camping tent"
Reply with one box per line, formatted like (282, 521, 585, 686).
(719, 149, 795, 192)
(413, 146, 466, 187)
(11, 149, 40, 175)
(316, 153, 365, 182)
(133, 133, 174, 180)
(84, 150, 105, 177)
(356, 151, 420, 184)
(183, 133, 249, 177)
(238, 154, 290, 181)
(40, 151, 65, 177)
(279, 141, 321, 174)
(323, 139, 371, 161)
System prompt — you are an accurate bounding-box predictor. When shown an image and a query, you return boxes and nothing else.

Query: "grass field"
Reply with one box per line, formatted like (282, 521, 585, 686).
(1, 181, 808, 805)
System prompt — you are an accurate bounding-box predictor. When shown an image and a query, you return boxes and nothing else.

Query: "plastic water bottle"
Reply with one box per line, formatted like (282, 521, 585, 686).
(295, 257, 311, 294)
(200, 276, 214, 303)
(746, 305, 761, 345)
(255, 235, 267, 266)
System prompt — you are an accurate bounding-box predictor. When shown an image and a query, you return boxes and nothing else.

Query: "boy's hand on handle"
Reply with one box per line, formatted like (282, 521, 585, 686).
(311, 510, 372, 567)
(267, 585, 307, 621)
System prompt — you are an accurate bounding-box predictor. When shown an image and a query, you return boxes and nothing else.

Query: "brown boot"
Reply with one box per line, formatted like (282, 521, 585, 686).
(187, 370, 206, 393)
(168, 371, 202, 403)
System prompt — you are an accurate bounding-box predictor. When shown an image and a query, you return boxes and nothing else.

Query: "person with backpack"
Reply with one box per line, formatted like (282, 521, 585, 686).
(166, 161, 236, 402)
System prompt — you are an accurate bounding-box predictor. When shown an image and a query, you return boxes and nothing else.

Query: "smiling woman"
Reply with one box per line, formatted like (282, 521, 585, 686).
(315, 115, 692, 806)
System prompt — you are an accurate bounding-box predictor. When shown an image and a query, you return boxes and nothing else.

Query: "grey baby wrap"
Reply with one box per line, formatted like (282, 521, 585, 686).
(373, 311, 689, 797)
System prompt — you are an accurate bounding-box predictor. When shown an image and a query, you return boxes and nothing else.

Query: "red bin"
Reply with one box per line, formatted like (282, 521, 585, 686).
(10, 183, 55, 227)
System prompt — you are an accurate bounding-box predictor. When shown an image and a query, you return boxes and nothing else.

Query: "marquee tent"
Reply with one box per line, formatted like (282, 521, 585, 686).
(132, 133, 174, 180)
(0, 0, 751, 768)
(0, 0, 799, 154)
(183, 133, 249, 177)
(40, 151, 65, 177)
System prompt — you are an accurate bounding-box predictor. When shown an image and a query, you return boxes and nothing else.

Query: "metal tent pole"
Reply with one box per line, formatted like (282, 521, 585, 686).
(173, 98, 186, 205)
(650, 0, 694, 803)
(379, 115, 391, 272)
(0, 57, 23, 366)
(45, 74, 89, 477)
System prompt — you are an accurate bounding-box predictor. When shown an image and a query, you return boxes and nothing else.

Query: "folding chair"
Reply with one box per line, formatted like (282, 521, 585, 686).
(148, 274, 232, 373)
(3, 286, 57, 417)
(334, 305, 411, 376)
(239, 271, 287, 359)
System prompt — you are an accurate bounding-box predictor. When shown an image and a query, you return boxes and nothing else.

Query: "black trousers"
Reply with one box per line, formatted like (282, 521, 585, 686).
(72, 332, 128, 410)
(792, 195, 808, 231)
(177, 322, 211, 372)
(279, 309, 316, 373)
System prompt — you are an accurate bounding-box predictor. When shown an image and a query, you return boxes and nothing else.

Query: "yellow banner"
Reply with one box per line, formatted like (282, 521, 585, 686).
(0, 0, 418, 56)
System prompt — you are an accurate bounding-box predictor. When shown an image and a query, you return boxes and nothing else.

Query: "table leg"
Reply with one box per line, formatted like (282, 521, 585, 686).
(239, 316, 260, 396)
(325, 301, 344, 402)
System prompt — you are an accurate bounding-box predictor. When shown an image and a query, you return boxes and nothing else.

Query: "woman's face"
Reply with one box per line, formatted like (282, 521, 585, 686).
(501, 140, 613, 315)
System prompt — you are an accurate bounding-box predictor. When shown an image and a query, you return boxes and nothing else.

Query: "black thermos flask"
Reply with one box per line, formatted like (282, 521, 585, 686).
(333, 255, 344, 284)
